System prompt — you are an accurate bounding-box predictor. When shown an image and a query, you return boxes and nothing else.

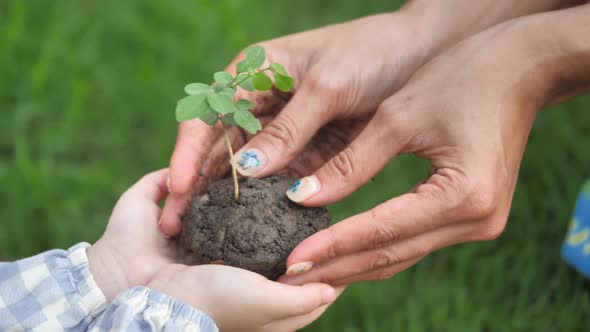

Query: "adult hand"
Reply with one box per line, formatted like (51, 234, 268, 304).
(160, 10, 428, 236)
(87, 169, 340, 331)
(160, 0, 575, 237)
(280, 5, 590, 285)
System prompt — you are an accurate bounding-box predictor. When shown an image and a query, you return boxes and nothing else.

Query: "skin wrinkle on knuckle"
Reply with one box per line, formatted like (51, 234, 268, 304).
(328, 146, 357, 183)
(367, 217, 401, 250)
(259, 114, 299, 152)
(371, 248, 402, 270)
(323, 227, 339, 261)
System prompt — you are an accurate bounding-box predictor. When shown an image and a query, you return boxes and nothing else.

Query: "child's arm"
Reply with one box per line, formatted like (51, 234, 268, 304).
(0, 243, 217, 331)
(1, 169, 337, 332)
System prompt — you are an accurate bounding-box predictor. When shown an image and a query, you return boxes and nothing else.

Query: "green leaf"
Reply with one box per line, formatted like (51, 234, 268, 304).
(245, 45, 265, 69)
(207, 93, 236, 114)
(252, 72, 272, 91)
(219, 87, 236, 99)
(184, 83, 214, 96)
(239, 77, 255, 91)
(234, 110, 262, 134)
(214, 71, 233, 85)
(236, 99, 253, 111)
(199, 110, 219, 125)
(236, 60, 249, 74)
(175, 95, 208, 122)
(270, 63, 288, 76)
(221, 113, 237, 125)
(274, 73, 295, 92)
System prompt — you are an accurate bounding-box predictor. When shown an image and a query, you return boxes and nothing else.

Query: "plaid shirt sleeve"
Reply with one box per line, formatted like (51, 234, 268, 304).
(0, 243, 218, 332)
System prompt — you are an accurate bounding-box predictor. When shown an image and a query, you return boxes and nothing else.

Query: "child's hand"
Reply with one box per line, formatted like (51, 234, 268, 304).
(87, 169, 339, 331)
(148, 264, 342, 332)
(87, 169, 175, 301)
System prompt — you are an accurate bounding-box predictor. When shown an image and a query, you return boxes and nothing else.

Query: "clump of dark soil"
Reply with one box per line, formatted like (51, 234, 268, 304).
(180, 176, 331, 280)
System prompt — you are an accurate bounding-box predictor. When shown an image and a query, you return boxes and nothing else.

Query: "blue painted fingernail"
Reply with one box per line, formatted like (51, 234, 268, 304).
(232, 148, 266, 176)
(286, 176, 321, 203)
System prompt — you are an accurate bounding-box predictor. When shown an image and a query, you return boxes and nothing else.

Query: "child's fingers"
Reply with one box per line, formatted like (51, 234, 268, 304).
(264, 286, 345, 332)
(263, 282, 337, 320)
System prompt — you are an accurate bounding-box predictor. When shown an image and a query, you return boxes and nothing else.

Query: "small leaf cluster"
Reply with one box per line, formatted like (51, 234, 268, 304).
(175, 46, 294, 134)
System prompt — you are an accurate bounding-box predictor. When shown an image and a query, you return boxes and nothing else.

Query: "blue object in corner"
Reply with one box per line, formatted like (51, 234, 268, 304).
(562, 180, 590, 280)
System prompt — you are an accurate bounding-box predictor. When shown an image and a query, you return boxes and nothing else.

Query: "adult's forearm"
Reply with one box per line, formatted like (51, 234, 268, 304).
(531, 4, 590, 104)
(403, 0, 587, 58)
(498, 4, 590, 107)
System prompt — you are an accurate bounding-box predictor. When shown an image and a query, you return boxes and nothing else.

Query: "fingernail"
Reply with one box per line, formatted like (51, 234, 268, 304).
(322, 287, 337, 304)
(286, 176, 320, 203)
(166, 176, 172, 193)
(286, 261, 313, 276)
(232, 148, 266, 176)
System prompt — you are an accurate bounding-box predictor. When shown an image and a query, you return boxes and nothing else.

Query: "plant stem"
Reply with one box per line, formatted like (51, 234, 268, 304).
(222, 120, 239, 200)
(229, 67, 272, 88)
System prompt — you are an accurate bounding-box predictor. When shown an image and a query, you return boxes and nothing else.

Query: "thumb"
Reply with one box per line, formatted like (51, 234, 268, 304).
(285, 109, 407, 206)
(229, 81, 335, 178)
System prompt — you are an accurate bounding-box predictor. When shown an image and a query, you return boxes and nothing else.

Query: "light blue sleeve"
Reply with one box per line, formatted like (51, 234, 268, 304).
(0, 242, 218, 331)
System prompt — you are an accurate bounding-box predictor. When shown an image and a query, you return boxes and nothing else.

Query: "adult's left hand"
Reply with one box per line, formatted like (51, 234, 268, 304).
(280, 5, 590, 285)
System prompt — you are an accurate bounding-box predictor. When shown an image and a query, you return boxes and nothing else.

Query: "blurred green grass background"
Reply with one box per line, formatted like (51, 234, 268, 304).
(1, 0, 589, 330)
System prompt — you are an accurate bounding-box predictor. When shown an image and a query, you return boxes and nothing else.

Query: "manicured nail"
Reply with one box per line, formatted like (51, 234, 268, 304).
(232, 148, 266, 176)
(166, 176, 172, 193)
(286, 176, 320, 203)
(286, 261, 313, 276)
(322, 287, 337, 304)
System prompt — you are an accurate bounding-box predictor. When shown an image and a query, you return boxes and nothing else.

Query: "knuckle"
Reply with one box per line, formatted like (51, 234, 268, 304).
(327, 147, 357, 183)
(324, 227, 339, 260)
(459, 182, 499, 220)
(367, 220, 401, 249)
(258, 114, 298, 150)
(304, 72, 346, 112)
(473, 217, 508, 241)
(306, 72, 344, 98)
(371, 248, 402, 270)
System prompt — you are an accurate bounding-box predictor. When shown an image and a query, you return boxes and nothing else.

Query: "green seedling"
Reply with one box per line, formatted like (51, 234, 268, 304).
(175, 45, 295, 200)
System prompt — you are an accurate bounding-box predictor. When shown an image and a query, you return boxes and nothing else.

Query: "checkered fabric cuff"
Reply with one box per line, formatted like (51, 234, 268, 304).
(0, 242, 107, 331)
(0, 243, 219, 331)
(88, 286, 219, 332)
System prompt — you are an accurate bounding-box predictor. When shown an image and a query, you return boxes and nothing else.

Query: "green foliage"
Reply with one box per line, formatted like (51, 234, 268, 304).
(207, 93, 236, 114)
(184, 83, 214, 96)
(174, 45, 294, 135)
(213, 71, 233, 85)
(175, 95, 209, 121)
(252, 72, 272, 91)
(270, 62, 294, 92)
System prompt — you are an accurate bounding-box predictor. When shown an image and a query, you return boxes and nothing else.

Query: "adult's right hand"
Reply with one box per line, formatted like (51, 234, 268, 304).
(160, 6, 433, 236)
(160, 0, 577, 237)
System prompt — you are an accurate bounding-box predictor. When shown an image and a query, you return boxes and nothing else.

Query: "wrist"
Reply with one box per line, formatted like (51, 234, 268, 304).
(401, 0, 583, 62)
(505, 6, 590, 107)
(87, 240, 129, 302)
